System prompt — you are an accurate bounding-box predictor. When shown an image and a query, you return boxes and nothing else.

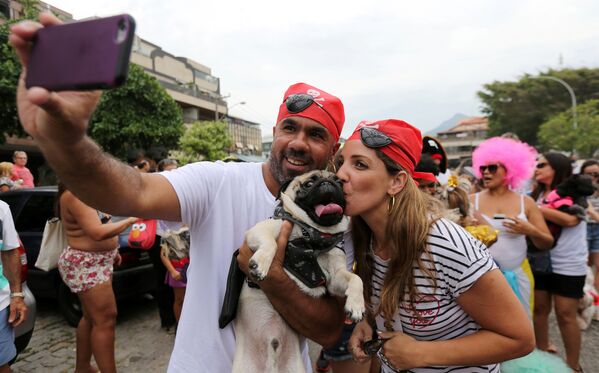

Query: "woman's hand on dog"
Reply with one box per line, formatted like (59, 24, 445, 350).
(237, 220, 293, 280)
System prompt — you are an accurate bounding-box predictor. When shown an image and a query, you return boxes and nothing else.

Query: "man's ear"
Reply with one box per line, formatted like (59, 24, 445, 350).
(329, 142, 340, 160)
(388, 171, 408, 195)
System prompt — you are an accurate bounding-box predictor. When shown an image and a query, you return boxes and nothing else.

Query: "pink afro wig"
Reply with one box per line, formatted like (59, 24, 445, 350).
(472, 137, 537, 190)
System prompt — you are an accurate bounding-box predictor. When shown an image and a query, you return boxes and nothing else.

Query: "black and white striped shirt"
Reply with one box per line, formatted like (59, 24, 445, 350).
(370, 219, 499, 373)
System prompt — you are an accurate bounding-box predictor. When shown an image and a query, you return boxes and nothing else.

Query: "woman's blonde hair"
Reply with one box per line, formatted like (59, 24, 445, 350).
(0, 162, 13, 178)
(352, 150, 441, 329)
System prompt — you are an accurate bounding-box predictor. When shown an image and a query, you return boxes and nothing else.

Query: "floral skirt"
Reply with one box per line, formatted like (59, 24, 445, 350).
(58, 247, 117, 293)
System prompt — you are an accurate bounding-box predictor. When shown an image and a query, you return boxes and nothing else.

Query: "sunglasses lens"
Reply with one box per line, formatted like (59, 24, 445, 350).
(536, 162, 548, 169)
(360, 127, 393, 148)
(286, 94, 313, 113)
(480, 165, 499, 174)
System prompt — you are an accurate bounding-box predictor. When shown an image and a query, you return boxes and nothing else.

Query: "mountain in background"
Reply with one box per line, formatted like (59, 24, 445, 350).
(425, 113, 469, 136)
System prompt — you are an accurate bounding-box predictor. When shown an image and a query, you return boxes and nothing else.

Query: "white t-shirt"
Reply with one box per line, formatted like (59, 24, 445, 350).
(163, 161, 313, 373)
(0, 200, 20, 311)
(550, 221, 588, 276)
(367, 219, 499, 373)
(534, 194, 588, 276)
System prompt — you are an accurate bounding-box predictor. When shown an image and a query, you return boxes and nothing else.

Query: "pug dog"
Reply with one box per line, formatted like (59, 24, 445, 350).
(231, 170, 365, 373)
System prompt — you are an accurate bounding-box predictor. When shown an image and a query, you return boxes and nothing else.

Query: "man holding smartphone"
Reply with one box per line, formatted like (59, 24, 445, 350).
(10, 13, 347, 372)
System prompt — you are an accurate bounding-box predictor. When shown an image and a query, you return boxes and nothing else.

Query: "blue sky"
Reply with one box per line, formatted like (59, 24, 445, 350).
(48, 0, 599, 138)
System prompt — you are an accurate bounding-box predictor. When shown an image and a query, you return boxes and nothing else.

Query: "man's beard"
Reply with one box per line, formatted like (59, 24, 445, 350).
(268, 149, 327, 186)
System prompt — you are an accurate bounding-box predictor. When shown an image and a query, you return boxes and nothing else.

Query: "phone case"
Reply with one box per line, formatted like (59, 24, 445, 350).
(26, 14, 136, 91)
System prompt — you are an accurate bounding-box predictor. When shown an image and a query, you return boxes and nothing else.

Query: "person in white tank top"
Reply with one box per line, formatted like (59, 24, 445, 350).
(471, 138, 554, 317)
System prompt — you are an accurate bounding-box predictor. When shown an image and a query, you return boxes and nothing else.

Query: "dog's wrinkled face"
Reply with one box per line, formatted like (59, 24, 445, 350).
(280, 170, 346, 227)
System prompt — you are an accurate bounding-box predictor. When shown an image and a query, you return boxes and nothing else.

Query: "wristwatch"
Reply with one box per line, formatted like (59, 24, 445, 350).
(10, 292, 25, 299)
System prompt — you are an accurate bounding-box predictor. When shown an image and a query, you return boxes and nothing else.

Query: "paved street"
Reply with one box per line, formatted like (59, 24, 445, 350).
(10, 295, 599, 372)
(11, 296, 175, 372)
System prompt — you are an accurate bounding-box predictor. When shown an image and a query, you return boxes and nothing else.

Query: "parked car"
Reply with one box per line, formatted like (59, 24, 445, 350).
(13, 239, 36, 361)
(0, 186, 156, 327)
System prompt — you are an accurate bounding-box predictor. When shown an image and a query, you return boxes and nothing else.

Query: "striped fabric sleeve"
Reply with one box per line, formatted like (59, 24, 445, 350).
(429, 219, 497, 298)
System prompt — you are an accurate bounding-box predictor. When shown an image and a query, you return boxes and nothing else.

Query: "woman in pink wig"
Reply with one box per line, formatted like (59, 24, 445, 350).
(471, 137, 554, 316)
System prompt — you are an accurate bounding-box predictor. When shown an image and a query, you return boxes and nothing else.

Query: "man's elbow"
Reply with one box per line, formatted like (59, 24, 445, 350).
(315, 321, 344, 348)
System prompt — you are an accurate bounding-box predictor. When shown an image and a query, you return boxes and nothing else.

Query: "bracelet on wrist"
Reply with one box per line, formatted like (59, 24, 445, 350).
(10, 292, 25, 299)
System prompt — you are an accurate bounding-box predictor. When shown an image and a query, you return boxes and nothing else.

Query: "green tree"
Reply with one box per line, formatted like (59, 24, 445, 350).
(177, 121, 232, 162)
(89, 64, 184, 159)
(0, 0, 40, 143)
(538, 99, 599, 157)
(478, 68, 599, 145)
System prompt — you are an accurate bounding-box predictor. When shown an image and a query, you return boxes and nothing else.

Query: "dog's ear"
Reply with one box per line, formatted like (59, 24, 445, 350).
(277, 179, 293, 200)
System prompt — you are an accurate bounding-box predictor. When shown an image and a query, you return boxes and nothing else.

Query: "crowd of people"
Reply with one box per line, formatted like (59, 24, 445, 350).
(1, 11, 598, 373)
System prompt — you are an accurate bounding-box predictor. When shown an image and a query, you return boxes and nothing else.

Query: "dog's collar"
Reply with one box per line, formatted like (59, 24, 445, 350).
(274, 203, 344, 288)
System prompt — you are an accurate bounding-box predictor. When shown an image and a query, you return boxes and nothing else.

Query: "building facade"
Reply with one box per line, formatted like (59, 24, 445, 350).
(437, 117, 488, 168)
(130, 36, 227, 123)
(225, 116, 262, 156)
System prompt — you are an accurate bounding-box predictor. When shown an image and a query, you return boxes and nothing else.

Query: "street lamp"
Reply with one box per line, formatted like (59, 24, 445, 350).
(217, 101, 246, 121)
(529, 75, 578, 130)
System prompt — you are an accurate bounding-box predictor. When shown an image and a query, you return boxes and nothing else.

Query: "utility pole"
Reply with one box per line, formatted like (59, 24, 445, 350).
(215, 93, 231, 121)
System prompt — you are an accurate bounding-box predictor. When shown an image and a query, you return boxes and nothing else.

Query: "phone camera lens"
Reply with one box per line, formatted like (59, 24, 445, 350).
(115, 19, 128, 44)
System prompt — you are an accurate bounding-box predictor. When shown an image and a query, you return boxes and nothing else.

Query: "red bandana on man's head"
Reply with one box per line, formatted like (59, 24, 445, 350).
(276, 83, 345, 142)
(347, 119, 423, 175)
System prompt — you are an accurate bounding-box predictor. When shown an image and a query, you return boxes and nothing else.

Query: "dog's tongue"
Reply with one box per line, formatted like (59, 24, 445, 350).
(315, 203, 344, 217)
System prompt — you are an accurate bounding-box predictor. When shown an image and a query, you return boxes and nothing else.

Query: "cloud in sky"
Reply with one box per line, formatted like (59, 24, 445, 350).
(47, 0, 599, 138)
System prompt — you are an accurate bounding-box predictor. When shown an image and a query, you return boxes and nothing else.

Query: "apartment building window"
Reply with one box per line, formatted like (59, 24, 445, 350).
(193, 70, 218, 84)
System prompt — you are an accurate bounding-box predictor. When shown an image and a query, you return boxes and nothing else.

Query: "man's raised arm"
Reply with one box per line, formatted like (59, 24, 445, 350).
(9, 13, 180, 221)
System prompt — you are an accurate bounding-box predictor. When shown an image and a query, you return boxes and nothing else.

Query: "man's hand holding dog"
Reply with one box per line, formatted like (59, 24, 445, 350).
(237, 220, 292, 281)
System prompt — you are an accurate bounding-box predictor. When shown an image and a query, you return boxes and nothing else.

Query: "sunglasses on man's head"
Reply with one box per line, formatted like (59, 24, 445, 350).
(359, 127, 393, 148)
(536, 162, 548, 169)
(479, 164, 501, 174)
(285, 94, 337, 128)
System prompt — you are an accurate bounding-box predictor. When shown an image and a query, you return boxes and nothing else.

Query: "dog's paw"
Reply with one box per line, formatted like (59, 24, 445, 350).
(345, 294, 366, 322)
(248, 251, 273, 281)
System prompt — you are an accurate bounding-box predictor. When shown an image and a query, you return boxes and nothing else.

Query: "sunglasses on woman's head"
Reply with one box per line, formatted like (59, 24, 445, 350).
(359, 127, 393, 148)
(536, 162, 548, 169)
(479, 164, 500, 174)
(285, 94, 337, 128)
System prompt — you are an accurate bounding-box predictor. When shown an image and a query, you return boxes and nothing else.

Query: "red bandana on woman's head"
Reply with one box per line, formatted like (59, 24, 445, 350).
(347, 119, 423, 175)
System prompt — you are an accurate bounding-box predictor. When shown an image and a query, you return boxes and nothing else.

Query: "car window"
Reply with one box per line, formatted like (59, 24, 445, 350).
(16, 194, 55, 232)
(0, 195, 22, 220)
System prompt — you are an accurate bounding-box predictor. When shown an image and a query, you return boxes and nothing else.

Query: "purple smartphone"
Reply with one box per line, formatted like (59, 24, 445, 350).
(26, 14, 136, 91)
